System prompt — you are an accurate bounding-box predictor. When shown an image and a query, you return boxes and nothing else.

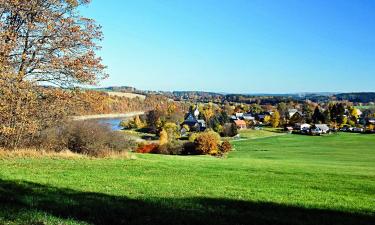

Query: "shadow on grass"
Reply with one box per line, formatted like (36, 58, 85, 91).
(0, 179, 373, 225)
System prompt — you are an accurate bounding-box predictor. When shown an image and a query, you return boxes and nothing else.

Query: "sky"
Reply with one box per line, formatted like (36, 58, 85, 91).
(81, 0, 375, 94)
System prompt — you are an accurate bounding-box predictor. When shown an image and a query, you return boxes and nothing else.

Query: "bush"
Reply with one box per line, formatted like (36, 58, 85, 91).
(194, 131, 221, 155)
(219, 140, 232, 153)
(136, 143, 159, 153)
(182, 142, 198, 155)
(157, 141, 184, 155)
(188, 133, 199, 142)
(38, 121, 136, 156)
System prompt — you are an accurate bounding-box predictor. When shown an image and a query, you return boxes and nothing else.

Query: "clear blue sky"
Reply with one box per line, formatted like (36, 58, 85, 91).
(81, 0, 375, 93)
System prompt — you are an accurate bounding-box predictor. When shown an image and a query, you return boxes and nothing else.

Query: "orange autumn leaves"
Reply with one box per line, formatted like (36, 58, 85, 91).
(0, 0, 106, 87)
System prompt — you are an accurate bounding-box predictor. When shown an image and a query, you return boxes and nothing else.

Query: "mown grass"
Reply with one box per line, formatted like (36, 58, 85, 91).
(0, 133, 374, 225)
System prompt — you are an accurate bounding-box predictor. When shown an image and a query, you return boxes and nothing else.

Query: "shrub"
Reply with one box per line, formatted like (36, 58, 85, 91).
(188, 132, 199, 142)
(219, 140, 232, 153)
(136, 143, 159, 153)
(120, 115, 145, 130)
(38, 121, 136, 156)
(194, 131, 221, 155)
(157, 141, 184, 155)
(182, 142, 198, 155)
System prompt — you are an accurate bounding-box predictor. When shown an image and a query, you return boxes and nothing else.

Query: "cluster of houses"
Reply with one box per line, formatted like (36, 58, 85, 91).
(181, 106, 375, 135)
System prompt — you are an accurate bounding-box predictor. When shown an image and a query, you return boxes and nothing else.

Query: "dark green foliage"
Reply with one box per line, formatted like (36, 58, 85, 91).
(312, 107, 325, 124)
(329, 103, 346, 124)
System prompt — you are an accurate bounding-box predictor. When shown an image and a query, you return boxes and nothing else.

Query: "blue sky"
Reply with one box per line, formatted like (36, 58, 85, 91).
(81, 0, 375, 93)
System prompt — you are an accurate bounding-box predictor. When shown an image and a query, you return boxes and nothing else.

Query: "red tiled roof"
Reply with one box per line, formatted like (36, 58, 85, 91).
(234, 120, 246, 126)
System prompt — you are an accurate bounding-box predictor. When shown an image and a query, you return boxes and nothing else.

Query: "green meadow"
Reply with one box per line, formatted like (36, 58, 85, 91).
(0, 132, 374, 225)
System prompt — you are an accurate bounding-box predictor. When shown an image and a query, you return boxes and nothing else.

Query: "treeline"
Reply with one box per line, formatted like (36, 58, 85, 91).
(335, 93, 375, 103)
(72, 90, 188, 116)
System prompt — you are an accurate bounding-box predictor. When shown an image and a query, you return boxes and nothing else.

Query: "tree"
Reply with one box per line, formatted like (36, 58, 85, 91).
(302, 103, 313, 123)
(222, 123, 238, 137)
(120, 115, 145, 129)
(0, 0, 106, 87)
(312, 107, 324, 124)
(146, 110, 163, 133)
(250, 104, 262, 114)
(348, 107, 359, 124)
(263, 115, 271, 124)
(162, 122, 180, 141)
(277, 102, 288, 124)
(133, 115, 144, 128)
(0, 0, 105, 148)
(194, 131, 221, 155)
(202, 103, 214, 124)
(270, 111, 281, 128)
(323, 109, 331, 124)
(159, 129, 168, 146)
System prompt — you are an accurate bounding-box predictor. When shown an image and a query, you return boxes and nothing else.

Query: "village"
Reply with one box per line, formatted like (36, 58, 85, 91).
(178, 103, 375, 136)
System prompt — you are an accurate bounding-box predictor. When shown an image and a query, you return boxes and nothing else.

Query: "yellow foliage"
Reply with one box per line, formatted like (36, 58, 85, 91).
(159, 129, 169, 146)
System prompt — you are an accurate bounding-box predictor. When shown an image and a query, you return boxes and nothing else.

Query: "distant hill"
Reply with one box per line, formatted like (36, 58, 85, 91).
(94, 86, 137, 93)
(334, 92, 375, 103)
(90, 86, 375, 104)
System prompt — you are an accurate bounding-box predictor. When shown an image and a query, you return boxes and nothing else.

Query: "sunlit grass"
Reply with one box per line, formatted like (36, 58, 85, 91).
(0, 132, 374, 224)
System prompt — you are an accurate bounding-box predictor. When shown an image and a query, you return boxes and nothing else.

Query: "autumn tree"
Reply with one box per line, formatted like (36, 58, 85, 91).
(0, 0, 106, 86)
(194, 131, 221, 155)
(162, 122, 180, 142)
(202, 103, 215, 124)
(0, 0, 105, 148)
(159, 129, 168, 146)
(270, 110, 281, 128)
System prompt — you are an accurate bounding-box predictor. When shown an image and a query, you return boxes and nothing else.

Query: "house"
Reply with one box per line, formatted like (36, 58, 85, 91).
(314, 124, 330, 134)
(181, 107, 206, 131)
(235, 113, 244, 119)
(294, 123, 311, 132)
(243, 113, 255, 121)
(234, 120, 247, 129)
(230, 115, 237, 121)
(288, 109, 298, 118)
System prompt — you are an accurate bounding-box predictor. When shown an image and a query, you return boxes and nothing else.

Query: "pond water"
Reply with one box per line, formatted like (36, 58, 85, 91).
(97, 118, 125, 131)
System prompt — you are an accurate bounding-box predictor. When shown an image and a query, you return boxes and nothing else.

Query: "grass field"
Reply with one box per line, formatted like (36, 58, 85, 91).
(0, 132, 374, 225)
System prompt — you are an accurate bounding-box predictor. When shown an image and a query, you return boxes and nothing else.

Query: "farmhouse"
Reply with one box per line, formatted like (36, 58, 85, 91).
(234, 119, 247, 129)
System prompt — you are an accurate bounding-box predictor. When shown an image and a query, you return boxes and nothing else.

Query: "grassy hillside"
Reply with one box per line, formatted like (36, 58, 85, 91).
(0, 133, 374, 225)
